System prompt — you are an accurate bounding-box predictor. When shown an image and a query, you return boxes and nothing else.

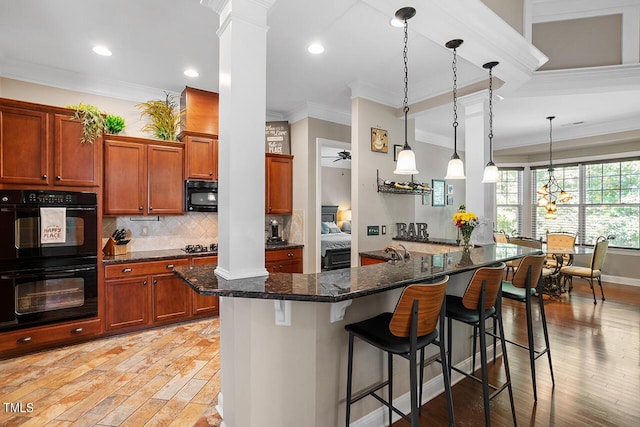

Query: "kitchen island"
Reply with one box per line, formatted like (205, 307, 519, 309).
(174, 243, 540, 427)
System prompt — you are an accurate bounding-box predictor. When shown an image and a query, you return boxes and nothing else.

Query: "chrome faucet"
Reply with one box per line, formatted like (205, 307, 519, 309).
(397, 244, 410, 260)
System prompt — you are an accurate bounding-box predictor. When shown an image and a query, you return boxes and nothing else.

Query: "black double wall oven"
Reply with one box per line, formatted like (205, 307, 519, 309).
(0, 190, 98, 332)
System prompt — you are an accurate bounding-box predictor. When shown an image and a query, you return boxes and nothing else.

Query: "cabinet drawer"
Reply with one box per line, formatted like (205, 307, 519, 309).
(105, 258, 189, 279)
(265, 248, 302, 262)
(0, 318, 102, 353)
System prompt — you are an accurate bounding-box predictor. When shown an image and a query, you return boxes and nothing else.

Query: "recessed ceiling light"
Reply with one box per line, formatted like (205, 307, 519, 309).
(184, 69, 199, 78)
(92, 45, 112, 57)
(307, 43, 324, 54)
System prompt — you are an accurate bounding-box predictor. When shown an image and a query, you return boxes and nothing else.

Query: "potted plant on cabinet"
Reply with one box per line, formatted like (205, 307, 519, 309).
(136, 92, 183, 141)
(67, 103, 105, 144)
(105, 114, 126, 135)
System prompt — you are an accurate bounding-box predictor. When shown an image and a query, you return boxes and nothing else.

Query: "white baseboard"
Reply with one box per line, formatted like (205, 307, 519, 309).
(601, 274, 640, 287)
(350, 344, 501, 426)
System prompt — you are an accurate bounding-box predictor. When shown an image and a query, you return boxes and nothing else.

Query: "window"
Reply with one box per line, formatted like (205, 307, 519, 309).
(496, 168, 522, 237)
(531, 158, 640, 249)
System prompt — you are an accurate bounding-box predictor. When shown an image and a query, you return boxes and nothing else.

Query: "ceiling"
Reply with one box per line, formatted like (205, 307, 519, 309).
(1, 0, 639, 157)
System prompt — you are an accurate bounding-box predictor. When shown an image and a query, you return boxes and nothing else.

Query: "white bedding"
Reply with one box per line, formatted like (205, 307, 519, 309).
(320, 232, 351, 256)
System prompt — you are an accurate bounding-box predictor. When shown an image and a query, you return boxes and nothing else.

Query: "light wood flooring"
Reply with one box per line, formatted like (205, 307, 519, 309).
(1, 280, 639, 426)
(0, 320, 222, 426)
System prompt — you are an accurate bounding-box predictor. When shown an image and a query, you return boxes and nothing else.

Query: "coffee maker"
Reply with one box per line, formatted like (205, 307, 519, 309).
(267, 219, 285, 244)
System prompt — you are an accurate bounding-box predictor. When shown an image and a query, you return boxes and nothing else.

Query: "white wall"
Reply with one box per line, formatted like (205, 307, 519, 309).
(321, 167, 350, 211)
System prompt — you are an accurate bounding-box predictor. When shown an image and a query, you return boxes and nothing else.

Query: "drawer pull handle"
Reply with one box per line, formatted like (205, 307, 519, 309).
(149, 206, 153, 211)
(56, 175, 61, 180)
(71, 327, 84, 334)
(122, 268, 132, 273)
(166, 264, 174, 269)
(17, 337, 32, 344)
(288, 253, 293, 257)
(42, 174, 47, 180)
(153, 279, 157, 285)
(139, 206, 144, 211)
(143, 280, 147, 286)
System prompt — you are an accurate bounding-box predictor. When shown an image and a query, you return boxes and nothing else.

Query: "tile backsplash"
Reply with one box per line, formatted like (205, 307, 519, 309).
(102, 213, 218, 252)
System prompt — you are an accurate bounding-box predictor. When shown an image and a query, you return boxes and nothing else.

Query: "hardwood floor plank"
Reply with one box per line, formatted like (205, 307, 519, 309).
(118, 398, 166, 427)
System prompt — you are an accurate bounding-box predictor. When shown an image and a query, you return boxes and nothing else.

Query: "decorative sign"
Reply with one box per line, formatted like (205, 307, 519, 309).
(432, 179, 445, 207)
(265, 121, 290, 154)
(395, 222, 429, 240)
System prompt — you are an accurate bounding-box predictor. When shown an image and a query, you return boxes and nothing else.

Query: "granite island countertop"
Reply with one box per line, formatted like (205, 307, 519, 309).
(103, 243, 303, 264)
(174, 243, 541, 303)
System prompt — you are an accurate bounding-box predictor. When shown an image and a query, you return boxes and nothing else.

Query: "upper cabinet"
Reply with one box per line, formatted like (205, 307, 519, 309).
(0, 99, 101, 188)
(180, 87, 219, 135)
(265, 153, 293, 215)
(104, 135, 184, 216)
(180, 131, 218, 181)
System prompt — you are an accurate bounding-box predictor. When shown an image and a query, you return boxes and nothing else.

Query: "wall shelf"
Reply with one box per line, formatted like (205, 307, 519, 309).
(376, 170, 432, 195)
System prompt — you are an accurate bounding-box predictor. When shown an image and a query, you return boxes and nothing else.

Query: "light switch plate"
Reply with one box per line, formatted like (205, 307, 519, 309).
(367, 225, 379, 236)
(381, 225, 387, 235)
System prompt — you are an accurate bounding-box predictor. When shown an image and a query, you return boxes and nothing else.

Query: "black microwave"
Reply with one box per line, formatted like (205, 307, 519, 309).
(185, 180, 218, 212)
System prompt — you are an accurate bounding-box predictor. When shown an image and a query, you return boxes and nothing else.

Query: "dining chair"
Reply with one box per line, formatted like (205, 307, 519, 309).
(493, 231, 509, 243)
(560, 236, 609, 304)
(545, 231, 577, 269)
(505, 236, 542, 279)
(345, 276, 454, 427)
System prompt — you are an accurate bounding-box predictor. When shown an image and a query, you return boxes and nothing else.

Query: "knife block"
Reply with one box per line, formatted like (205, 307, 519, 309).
(102, 237, 130, 256)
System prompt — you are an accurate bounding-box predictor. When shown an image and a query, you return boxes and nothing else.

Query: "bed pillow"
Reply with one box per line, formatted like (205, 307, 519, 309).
(321, 222, 330, 234)
(327, 222, 342, 233)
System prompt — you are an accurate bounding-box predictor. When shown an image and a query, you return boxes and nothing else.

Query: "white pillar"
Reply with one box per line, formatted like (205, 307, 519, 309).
(212, 0, 275, 280)
(461, 91, 495, 222)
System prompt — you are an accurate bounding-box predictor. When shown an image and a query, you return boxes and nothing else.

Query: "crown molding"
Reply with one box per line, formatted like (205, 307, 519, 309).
(0, 58, 177, 103)
(285, 102, 351, 126)
(532, 0, 640, 23)
(348, 79, 398, 109)
(415, 129, 451, 149)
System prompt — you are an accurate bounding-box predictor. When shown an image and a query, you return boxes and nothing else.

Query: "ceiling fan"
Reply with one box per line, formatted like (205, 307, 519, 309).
(322, 150, 351, 162)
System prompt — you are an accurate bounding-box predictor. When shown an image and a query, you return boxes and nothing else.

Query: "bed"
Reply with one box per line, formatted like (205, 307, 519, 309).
(321, 205, 351, 270)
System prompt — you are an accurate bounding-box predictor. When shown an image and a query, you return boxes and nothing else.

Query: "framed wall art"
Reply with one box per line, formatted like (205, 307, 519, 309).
(432, 179, 445, 207)
(371, 127, 388, 153)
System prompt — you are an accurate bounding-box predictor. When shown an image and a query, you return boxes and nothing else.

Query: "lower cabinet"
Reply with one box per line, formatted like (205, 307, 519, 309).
(104, 258, 191, 333)
(265, 247, 303, 273)
(0, 317, 102, 356)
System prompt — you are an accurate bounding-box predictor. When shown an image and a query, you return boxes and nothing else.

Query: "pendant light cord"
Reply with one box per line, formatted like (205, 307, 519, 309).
(488, 65, 494, 162)
(548, 117, 554, 170)
(402, 17, 410, 149)
(451, 45, 458, 153)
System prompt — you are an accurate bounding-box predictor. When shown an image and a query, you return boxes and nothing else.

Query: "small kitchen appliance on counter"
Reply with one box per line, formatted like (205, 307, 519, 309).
(183, 243, 218, 254)
(267, 219, 287, 245)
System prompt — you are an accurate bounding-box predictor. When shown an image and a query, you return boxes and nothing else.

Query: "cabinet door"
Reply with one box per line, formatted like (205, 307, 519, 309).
(0, 106, 49, 185)
(104, 140, 146, 215)
(148, 144, 184, 215)
(105, 277, 149, 331)
(54, 114, 101, 187)
(191, 255, 219, 315)
(152, 273, 191, 323)
(265, 154, 293, 214)
(185, 135, 218, 180)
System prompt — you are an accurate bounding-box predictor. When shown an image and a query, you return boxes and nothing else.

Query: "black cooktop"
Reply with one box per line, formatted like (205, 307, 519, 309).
(183, 243, 218, 254)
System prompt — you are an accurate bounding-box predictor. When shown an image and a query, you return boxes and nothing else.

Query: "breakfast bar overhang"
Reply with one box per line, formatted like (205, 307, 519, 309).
(175, 243, 541, 427)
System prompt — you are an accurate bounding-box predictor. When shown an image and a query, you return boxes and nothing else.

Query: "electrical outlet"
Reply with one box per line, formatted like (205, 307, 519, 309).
(367, 225, 380, 236)
(141, 226, 148, 236)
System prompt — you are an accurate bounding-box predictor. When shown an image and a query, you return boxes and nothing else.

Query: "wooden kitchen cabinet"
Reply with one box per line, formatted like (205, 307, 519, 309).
(265, 153, 293, 214)
(104, 258, 194, 333)
(360, 255, 387, 266)
(180, 131, 218, 181)
(265, 247, 303, 273)
(191, 255, 219, 315)
(104, 135, 184, 216)
(0, 99, 101, 188)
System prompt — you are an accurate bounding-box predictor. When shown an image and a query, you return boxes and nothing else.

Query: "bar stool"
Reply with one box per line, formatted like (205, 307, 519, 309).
(445, 263, 517, 427)
(500, 254, 554, 401)
(345, 276, 454, 427)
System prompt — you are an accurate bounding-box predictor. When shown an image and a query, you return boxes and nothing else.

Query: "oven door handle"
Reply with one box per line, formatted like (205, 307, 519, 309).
(1, 266, 95, 280)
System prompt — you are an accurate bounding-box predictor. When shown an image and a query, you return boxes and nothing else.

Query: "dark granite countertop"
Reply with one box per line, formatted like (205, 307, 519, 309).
(174, 243, 541, 303)
(393, 237, 461, 246)
(103, 243, 303, 264)
(359, 250, 432, 261)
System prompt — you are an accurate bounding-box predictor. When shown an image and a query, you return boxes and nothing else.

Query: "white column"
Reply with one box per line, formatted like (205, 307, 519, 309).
(460, 91, 495, 222)
(212, 0, 275, 280)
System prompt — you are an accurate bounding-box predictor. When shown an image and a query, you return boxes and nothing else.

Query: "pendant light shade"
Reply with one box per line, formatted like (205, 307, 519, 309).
(393, 7, 418, 175)
(444, 39, 465, 180)
(481, 61, 499, 183)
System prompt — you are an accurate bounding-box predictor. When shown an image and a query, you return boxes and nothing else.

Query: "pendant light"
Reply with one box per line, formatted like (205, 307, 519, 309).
(536, 116, 573, 219)
(481, 61, 499, 183)
(393, 7, 418, 175)
(444, 39, 465, 180)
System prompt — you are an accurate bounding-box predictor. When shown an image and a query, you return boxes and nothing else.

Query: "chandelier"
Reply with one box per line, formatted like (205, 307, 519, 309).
(536, 116, 572, 219)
